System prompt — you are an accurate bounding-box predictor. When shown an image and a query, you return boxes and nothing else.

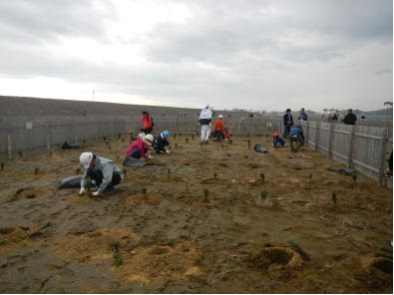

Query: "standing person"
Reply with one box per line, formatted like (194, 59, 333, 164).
(141, 111, 154, 134)
(283, 108, 294, 139)
(297, 108, 308, 121)
(198, 104, 213, 144)
(79, 152, 123, 196)
(343, 108, 357, 125)
(126, 134, 154, 160)
(213, 114, 225, 142)
(152, 130, 171, 154)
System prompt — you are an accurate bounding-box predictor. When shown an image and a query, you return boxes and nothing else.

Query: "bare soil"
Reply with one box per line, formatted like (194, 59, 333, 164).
(0, 134, 392, 293)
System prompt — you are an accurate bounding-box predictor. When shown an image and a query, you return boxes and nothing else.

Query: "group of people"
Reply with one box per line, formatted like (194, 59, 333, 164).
(198, 104, 231, 144)
(77, 106, 360, 196)
(78, 110, 170, 197)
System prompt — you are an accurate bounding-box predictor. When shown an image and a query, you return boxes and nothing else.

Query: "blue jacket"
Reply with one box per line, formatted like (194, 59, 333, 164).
(289, 126, 304, 138)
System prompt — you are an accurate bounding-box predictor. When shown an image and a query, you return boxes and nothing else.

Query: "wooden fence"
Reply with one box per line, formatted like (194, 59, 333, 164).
(1, 115, 392, 187)
(273, 118, 393, 187)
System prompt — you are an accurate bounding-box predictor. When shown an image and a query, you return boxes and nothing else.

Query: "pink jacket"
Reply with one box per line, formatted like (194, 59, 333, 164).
(126, 137, 149, 158)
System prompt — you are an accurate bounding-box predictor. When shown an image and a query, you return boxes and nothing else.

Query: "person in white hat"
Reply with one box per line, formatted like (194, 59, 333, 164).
(198, 104, 214, 144)
(125, 133, 154, 159)
(79, 152, 123, 196)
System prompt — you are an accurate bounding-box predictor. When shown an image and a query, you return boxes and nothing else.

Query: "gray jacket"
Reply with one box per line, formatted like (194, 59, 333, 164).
(81, 156, 122, 193)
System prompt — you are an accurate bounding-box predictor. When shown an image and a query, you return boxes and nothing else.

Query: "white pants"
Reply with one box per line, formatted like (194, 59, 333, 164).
(201, 124, 211, 141)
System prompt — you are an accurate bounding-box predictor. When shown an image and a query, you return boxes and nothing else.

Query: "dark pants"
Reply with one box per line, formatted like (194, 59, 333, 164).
(130, 148, 142, 159)
(87, 168, 121, 189)
(290, 136, 304, 152)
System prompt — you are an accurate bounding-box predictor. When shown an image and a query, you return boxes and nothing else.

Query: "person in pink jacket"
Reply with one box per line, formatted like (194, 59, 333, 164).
(126, 134, 154, 159)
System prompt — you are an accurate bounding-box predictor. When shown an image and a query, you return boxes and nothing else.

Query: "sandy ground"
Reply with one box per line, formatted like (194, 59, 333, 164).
(0, 134, 392, 294)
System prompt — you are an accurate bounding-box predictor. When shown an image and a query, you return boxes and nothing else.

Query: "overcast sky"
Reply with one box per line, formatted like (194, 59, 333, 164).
(0, 0, 392, 112)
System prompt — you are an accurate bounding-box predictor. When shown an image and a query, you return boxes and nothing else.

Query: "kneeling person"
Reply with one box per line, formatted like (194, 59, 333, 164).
(153, 130, 171, 154)
(289, 125, 305, 152)
(79, 152, 123, 196)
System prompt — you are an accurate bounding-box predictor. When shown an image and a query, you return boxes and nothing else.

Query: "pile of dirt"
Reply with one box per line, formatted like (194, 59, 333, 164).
(0, 134, 392, 293)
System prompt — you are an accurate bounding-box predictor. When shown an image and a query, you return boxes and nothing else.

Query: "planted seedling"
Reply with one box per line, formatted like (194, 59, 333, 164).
(34, 167, 39, 175)
(111, 243, 123, 266)
(75, 168, 81, 175)
(247, 139, 251, 150)
(203, 188, 210, 202)
(331, 192, 337, 206)
(166, 237, 177, 247)
(1, 163, 4, 171)
(260, 173, 265, 182)
(185, 138, 189, 143)
(142, 188, 147, 196)
(214, 172, 217, 179)
(261, 190, 269, 200)
(308, 173, 313, 189)
(0, 239, 7, 246)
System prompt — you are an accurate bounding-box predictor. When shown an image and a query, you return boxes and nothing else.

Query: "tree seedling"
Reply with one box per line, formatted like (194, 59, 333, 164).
(214, 172, 217, 179)
(34, 167, 39, 175)
(1, 163, 4, 171)
(247, 139, 251, 150)
(75, 168, 81, 175)
(166, 237, 177, 247)
(308, 173, 313, 189)
(203, 188, 210, 202)
(111, 243, 123, 266)
(260, 173, 265, 182)
(142, 188, 147, 196)
(0, 239, 7, 246)
(261, 190, 269, 201)
(331, 192, 337, 206)
(185, 138, 189, 143)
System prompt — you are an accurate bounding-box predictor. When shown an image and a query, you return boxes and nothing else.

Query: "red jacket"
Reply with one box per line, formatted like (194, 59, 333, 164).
(126, 137, 150, 158)
(141, 114, 153, 130)
(214, 119, 225, 131)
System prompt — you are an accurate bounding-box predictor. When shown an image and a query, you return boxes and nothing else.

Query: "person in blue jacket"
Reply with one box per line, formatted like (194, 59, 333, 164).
(289, 125, 305, 152)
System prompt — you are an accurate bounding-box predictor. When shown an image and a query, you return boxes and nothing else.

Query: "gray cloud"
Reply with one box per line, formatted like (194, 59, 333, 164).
(0, 0, 391, 111)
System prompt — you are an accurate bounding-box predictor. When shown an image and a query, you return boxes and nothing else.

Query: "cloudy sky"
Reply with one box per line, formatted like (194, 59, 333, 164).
(0, 0, 392, 112)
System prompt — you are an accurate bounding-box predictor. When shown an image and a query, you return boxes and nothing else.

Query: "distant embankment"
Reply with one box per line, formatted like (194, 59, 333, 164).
(0, 95, 200, 117)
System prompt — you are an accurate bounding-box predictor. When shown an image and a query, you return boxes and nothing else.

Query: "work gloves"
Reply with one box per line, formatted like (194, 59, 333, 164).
(79, 188, 100, 197)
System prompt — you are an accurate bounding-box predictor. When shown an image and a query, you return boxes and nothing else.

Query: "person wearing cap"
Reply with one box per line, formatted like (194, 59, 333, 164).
(152, 130, 171, 154)
(126, 133, 154, 159)
(283, 108, 294, 139)
(272, 130, 286, 148)
(79, 152, 123, 196)
(198, 104, 213, 144)
(213, 114, 225, 142)
(343, 108, 357, 125)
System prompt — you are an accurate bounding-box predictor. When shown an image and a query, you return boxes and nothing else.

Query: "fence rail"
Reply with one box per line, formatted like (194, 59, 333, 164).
(1, 115, 392, 187)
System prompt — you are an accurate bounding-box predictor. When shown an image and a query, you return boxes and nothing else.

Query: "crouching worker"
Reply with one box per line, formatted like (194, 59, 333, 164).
(153, 130, 171, 154)
(79, 152, 123, 196)
(289, 125, 305, 152)
(272, 130, 286, 148)
(126, 134, 154, 159)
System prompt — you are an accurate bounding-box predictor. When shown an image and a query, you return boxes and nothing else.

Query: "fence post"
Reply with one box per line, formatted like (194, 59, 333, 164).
(378, 128, 388, 186)
(348, 126, 355, 168)
(328, 123, 334, 159)
(6, 133, 12, 158)
(314, 121, 320, 151)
